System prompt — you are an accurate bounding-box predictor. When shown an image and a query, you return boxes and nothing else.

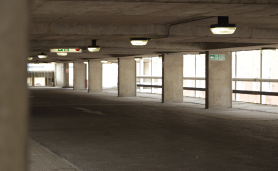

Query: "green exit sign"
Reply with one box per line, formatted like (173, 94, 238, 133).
(210, 54, 225, 61)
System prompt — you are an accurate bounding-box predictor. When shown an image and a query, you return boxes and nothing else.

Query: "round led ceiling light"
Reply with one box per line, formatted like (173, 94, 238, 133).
(210, 16, 236, 34)
(38, 53, 47, 58)
(88, 40, 100, 52)
(262, 47, 277, 53)
(57, 52, 67, 56)
(130, 38, 149, 46)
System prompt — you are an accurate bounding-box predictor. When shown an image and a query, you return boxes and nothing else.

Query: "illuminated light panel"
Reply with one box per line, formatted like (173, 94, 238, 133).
(28, 57, 33, 60)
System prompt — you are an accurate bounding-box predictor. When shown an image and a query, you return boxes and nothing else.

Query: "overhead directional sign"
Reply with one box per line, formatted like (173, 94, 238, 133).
(50, 48, 82, 53)
(209, 54, 225, 61)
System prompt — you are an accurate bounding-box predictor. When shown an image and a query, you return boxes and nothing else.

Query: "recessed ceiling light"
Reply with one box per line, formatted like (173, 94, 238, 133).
(38, 53, 47, 58)
(130, 38, 149, 46)
(210, 16, 236, 34)
(28, 57, 33, 60)
(88, 40, 100, 52)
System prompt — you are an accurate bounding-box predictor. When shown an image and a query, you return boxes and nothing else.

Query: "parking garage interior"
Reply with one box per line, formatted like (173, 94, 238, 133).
(1, 1, 278, 171)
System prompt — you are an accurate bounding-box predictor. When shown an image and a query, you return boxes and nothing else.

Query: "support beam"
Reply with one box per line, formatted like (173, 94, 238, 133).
(0, 0, 28, 171)
(88, 59, 102, 92)
(162, 54, 183, 103)
(118, 58, 136, 97)
(63, 63, 70, 88)
(73, 62, 86, 91)
(206, 51, 232, 108)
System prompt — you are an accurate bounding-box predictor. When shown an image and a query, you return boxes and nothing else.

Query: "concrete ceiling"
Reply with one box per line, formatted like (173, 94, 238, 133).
(29, 0, 278, 62)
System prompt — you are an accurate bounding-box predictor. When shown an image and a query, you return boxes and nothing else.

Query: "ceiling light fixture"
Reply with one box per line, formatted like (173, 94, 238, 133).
(57, 52, 67, 56)
(130, 38, 149, 46)
(28, 57, 33, 60)
(262, 47, 276, 53)
(210, 16, 236, 34)
(101, 60, 107, 64)
(134, 57, 143, 61)
(199, 52, 206, 57)
(38, 52, 47, 58)
(88, 40, 100, 52)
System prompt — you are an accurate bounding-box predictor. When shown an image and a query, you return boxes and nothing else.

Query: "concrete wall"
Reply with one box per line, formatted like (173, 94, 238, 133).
(55, 63, 64, 87)
(88, 59, 102, 92)
(162, 54, 183, 103)
(118, 58, 136, 97)
(73, 62, 86, 90)
(207, 51, 232, 108)
(0, 0, 28, 171)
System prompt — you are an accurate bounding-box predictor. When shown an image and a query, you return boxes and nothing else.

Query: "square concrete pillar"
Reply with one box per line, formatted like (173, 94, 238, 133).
(63, 63, 70, 88)
(88, 59, 102, 92)
(0, 0, 28, 171)
(162, 54, 183, 103)
(206, 51, 232, 108)
(74, 62, 86, 90)
(118, 58, 136, 97)
(55, 63, 64, 87)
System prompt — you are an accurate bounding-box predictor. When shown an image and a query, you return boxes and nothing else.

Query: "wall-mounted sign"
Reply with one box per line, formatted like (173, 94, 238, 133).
(50, 48, 82, 53)
(209, 54, 225, 61)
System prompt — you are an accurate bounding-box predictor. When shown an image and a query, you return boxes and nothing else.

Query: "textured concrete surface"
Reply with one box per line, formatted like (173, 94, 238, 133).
(0, 0, 29, 171)
(118, 58, 136, 97)
(208, 51, 232, 108)
(162, 54, 183, 103)
(30, 87, 278, 171)
(29, 0, 278, 62)
(29, 139, 82, 171)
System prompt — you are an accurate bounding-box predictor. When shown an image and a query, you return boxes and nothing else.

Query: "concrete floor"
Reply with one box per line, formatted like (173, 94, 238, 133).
(29, 88, 278, 171)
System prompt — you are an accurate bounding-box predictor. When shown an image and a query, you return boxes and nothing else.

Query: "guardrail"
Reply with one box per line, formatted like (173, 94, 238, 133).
(136, 76, 278, 96)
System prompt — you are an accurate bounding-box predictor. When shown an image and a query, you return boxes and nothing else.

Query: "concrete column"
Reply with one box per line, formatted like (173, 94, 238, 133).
(88, 59, 102, 92)
(0, 0, 28, 171)
(206, 51, 232, 108)
(32, 75, 35, 86)
(73, 62, 86, 90)
(162, 54, 183, 103)
(118, 58, 136, 97)
(63, 63, 70, 88)
(55, 63, 64, 87)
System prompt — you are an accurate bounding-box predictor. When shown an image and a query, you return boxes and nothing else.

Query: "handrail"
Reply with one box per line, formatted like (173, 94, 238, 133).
(137, 84, 278, 96)
(137, 76, 278, 82)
